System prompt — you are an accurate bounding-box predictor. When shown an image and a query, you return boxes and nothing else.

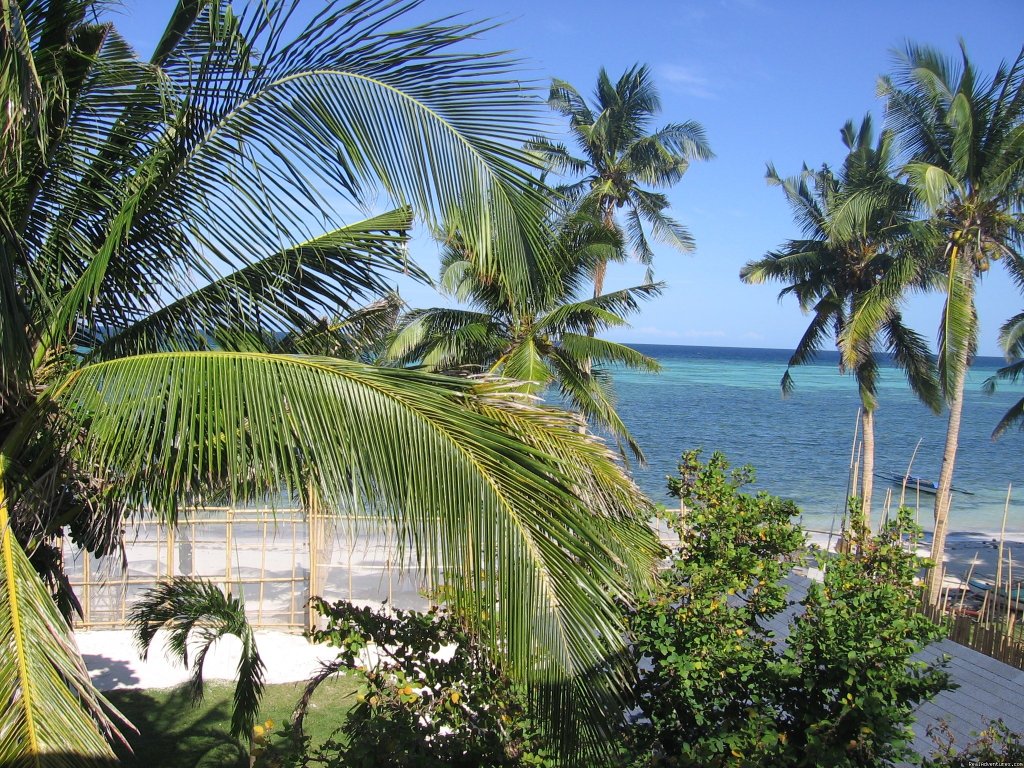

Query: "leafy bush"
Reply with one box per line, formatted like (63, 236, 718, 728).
(618, 449, 949, 768)
(921, 719, 1024, 767)
(272, 599, 553, 768)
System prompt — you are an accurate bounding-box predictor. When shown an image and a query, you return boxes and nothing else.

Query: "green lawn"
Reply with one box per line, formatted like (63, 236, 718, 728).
(105, 676, 360, 767)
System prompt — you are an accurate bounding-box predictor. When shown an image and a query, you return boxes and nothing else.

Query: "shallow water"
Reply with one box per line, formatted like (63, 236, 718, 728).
(612, 345, 1024, 534)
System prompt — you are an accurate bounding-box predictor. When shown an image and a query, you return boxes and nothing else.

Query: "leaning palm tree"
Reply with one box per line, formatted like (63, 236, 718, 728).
(129, 579, 265, 741)
(385, 209, 661, 461)
(858, 42, 1024, 601)
(531, 64, 713, 294)
(0, 2, 661, 764)
(742, 116, 940, 526)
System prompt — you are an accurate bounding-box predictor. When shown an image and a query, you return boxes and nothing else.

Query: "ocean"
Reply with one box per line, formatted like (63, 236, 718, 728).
(613, 344, 1024, 534)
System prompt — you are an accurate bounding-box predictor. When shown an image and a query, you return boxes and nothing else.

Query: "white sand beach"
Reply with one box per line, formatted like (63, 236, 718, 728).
(78, 629, 339, 691)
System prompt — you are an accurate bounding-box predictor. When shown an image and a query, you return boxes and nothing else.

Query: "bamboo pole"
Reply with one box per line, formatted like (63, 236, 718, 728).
(958, 555, 978, 614)
(1006, 547, 1014, 631)
(899, 437, 924, 510)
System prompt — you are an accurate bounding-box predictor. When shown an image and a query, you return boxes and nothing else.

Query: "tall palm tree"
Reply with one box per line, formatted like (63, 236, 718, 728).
(741, 116, 940, 526)
(385, 208, 662, 461)
(532, 64, 713, 295)
(861, 43, 1024, 601)
(0, 1, 660, 764)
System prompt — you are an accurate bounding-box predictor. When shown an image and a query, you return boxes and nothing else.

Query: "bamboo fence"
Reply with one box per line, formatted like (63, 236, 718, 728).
(61, 505, 433, 631)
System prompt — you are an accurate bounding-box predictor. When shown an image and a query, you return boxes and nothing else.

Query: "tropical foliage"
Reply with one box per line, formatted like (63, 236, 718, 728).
(0, 0, 661, 763)
(983, 311, 1024, 436)
(385, 205, 661, 460)
(741, 115, 940, 523)
(617, 451, 948, 768)
(281, 598, 555, 767)
(531, 64, 713, 294)
(923, 719, 1024, 767)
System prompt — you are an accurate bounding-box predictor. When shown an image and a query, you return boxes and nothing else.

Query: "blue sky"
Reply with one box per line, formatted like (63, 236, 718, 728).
(108, 0, 1024, 356)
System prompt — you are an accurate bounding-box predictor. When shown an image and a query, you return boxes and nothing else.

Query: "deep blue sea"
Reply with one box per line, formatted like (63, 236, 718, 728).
(613, 345, 1024, 534)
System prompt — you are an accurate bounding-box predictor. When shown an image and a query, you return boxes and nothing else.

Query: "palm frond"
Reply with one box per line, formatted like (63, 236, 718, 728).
(998, 310, 1024, 359)
(630, 188, 696, 255)
(936, 249, 978, 398)
(48, 351, 660, 755)
(0, 493, 130, 765)
(904, 161, 961, 213)
(91, 209, 419, 359)
(539, 282, 663, 335)
(24, 0, 555, 362)
(557, 333, 660, 372)
(275, 293, 404, 361)
(548, 78, 593, 124)
(983, 346, 1024, 435)
(495, 336, 552, 393)
(784, 301, 837, 386)
(385, 308, 501, 370)
(882, 314, 941, 412)
(525, 136, 589, 176)
(545, 346, 646, 463)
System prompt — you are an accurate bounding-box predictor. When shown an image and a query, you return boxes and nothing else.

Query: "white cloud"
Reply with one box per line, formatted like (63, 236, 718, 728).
(635, 326, 682, 339)
(684, 329, 727, 339)
(657, 64, 716, 100)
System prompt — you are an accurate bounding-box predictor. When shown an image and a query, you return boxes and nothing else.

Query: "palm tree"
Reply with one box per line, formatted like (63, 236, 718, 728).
(864, 42, 1024, 601)
(532, 64, 713, 295)
(741, 116, 940, 526)
(129, 579, 265, 740)
(385, 208, 662, 461)
(0, 1, 661, 763)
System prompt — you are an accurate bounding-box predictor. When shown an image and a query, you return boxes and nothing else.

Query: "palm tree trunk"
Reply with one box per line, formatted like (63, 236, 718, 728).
(926, 341, 970, 605)
(592, 197, 617, 302)
(592, 259, 608, 301)
(584, 197, 617, 378)
(860, 408, 875, 530)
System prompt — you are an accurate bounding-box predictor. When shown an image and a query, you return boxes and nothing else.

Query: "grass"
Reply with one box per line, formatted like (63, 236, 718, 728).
(105, 676, 360, 768)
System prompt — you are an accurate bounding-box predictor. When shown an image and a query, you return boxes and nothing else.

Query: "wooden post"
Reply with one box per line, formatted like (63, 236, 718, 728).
(225, 506, 233, 597)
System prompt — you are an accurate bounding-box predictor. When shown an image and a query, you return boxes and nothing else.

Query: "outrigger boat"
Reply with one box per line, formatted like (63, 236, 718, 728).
(875, 471, 973, 496)
(966, 577, 1024, 613)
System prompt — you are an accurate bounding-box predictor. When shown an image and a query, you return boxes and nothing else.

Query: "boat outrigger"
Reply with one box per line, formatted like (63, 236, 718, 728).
(875, 471, 974, 496)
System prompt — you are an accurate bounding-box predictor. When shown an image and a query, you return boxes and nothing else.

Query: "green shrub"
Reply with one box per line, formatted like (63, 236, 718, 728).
(272, 599, 553, 768)
(618, 449, 949, 768)
(921, 719, 1024, 767)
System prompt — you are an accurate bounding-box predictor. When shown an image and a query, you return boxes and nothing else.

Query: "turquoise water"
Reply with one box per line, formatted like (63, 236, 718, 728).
(613, 345, 1024, 534)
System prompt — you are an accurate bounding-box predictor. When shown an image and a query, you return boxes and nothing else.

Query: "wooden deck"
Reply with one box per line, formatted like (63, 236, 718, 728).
(913, 638, 1024, 756)
(769, 572, 1024, 760)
